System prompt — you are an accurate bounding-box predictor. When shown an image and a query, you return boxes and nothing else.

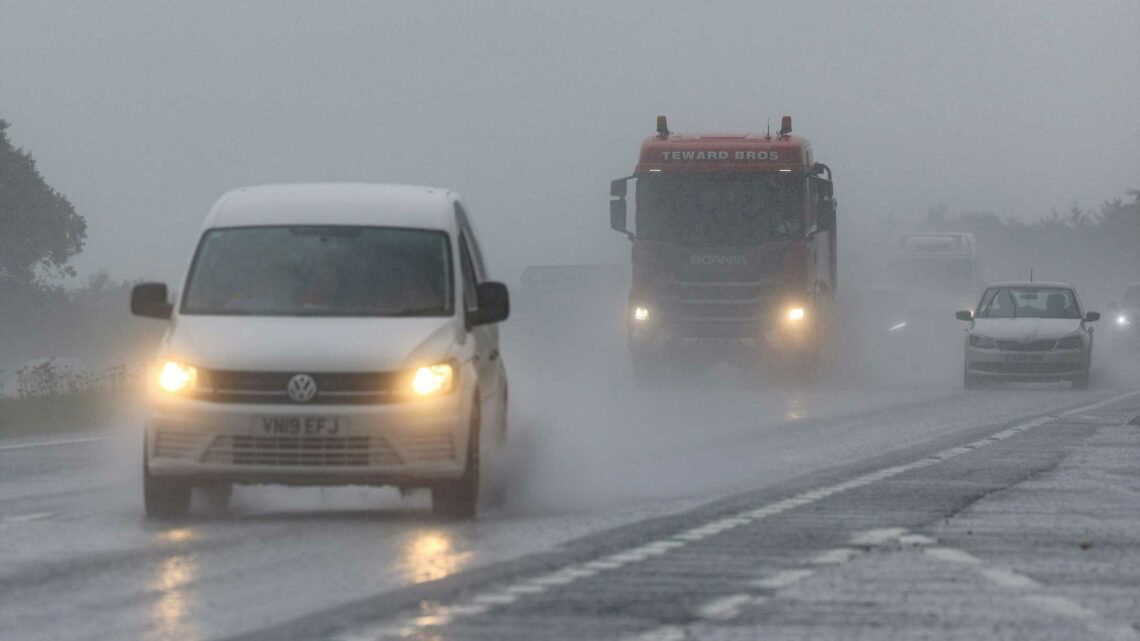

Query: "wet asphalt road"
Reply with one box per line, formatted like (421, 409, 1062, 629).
(3, 318, 1138, 641)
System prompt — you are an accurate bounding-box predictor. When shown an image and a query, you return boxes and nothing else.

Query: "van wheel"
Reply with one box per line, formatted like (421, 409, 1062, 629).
(143, 438, 191, 518)
(201, 483, 233, 510)
(432, 400, 480, 520)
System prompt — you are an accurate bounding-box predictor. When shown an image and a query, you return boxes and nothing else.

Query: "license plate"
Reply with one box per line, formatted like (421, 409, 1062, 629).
(254, 416, 348, 436)
(1005, 354, 1045, 363)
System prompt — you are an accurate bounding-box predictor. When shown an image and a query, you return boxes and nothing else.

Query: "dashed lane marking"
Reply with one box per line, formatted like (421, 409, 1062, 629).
(334, 389, 1140, 641)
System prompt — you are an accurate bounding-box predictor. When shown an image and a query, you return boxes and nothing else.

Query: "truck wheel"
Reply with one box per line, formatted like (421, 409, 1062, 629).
(143, 438, 191, 518)
(432, 400, 480, 520)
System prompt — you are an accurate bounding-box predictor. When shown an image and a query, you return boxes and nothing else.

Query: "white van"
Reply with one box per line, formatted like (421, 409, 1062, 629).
(131, 183, 509, 519)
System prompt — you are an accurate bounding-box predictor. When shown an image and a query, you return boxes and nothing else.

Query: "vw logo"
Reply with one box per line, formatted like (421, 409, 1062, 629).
(286, 374, 318, 403)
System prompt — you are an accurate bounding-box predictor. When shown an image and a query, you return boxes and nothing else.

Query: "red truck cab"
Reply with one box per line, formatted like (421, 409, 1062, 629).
(610, 116, 837, 381)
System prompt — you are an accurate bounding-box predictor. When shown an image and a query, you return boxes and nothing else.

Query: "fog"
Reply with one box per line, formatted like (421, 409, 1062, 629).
(2, 2, 1139, 513)
(1, 1, 1137, 287)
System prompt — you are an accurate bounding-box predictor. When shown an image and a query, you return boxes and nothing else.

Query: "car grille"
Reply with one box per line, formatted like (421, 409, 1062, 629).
(191, 370, 406, 405)
(970, 361, 1082, 375)
(996, 339, 1058, 352)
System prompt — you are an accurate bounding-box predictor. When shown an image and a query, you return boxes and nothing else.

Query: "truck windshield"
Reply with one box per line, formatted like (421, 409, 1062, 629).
(181, 226, 453, 317)
(636, 174, 803, 246)
(976, 287, 1080, 320)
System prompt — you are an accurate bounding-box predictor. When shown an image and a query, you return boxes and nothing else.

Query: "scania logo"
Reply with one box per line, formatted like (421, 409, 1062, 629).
(689, 254, 747, 266)
(286, 374, 318, 403)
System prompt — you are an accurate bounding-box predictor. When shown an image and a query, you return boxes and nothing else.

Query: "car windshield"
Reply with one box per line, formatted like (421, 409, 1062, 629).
(181, 226, 452, 317)
(636, 174, 803, 246)
(975, 286, 1080, 319)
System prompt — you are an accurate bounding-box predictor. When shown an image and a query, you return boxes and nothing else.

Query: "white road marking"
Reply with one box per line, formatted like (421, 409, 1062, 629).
(980, 567, 1040, 589)
(812, 548, 860, 565)
(697, 593, 756, 620)
(898, 533, 937, 546)
(925, 547, 983, 564)
(750, 569, 814, 590)
(850, 527, 909, 546)
(0, 435, 110, 451)
(338, 389, 1140, 641)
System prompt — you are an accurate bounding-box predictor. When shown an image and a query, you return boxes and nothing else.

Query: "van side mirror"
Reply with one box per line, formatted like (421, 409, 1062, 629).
(1085, 311, 1100, 322)
(955, 310, 973, 321)
(610, 199, 628, 234)
(470, 282, 510, 326)
(131, 282, 173, 319)
(817, 198, 837, 232)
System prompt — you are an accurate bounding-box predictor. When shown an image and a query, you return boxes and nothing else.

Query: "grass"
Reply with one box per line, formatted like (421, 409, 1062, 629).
(0, 387, 140, 439)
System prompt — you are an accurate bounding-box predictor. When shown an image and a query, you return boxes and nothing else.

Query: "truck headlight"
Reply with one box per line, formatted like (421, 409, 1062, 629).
(787, 307, 806, 322)
(633, 306, 650, 322)
(968, 334, 997, 349)
(157, 360, 197, 393)
(412, 363, 455, 396)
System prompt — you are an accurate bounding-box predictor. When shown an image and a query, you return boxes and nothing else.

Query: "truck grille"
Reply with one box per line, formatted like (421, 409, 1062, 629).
(996, 339, 1057, 352)
(191, 370, 405, 405)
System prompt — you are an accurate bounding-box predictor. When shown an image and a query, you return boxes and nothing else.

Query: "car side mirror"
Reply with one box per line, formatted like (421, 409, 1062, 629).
(817, 198, 837, 232)
(955, 310, 973, 321)
(1085, 311, 1100, 322)
(131, 282, 173, 319)
(470, 281, 510, 326)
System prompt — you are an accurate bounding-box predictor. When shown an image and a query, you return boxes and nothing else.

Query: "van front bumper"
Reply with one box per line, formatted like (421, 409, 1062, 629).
(145, 393, 470, 486)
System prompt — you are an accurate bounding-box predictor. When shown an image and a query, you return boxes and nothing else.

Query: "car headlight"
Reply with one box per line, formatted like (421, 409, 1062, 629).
(1056, 335, 1084, 350)
(1118, 315, 1132, 327)
(411, 363, 455, 396)
(968, 334, 997, 349)
(633, 306, 650, 322)
(787, 307, 806, 322)
(157, 360, 197, 393)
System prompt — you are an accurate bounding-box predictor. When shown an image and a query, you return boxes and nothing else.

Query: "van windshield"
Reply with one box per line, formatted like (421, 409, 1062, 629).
(181, 226, 453, 317)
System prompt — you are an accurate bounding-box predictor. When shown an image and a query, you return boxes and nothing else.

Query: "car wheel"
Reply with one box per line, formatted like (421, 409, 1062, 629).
(431, 399, 480, 520)
(1072, 372, 1090, 390)
(143, 437, 191, 518)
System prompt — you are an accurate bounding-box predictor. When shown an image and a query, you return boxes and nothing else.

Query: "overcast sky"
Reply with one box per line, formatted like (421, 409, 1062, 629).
(1, 1, 1137, 285)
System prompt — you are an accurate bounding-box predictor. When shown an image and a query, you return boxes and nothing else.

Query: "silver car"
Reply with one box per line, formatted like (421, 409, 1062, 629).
(955, 282, 1100, 389)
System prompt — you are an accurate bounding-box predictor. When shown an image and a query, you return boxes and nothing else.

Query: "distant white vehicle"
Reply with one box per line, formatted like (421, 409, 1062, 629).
(955, 282, 1099, 389)
(131, 183, 510, 518)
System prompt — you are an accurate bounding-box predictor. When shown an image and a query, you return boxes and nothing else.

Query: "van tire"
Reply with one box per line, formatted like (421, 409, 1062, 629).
(432, 400, 480, 520)
(143, 438, 192, 518)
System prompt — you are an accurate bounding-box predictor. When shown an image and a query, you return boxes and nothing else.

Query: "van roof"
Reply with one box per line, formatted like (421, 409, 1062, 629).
(204, 183, 459, 231)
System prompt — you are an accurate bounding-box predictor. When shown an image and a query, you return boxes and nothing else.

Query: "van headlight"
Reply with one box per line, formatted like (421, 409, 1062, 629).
(412, 363, 455, 397)
(157, 360, 197, 393)
(787, 307, 806, 322)
(1119, 315, 1132, 327)
(968, 334, 997, 349)
(633, 306, 650, 322)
